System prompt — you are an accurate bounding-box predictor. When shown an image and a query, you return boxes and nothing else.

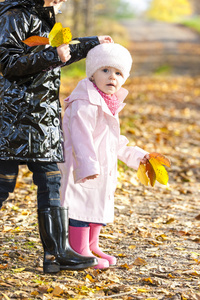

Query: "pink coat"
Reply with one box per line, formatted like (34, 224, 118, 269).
(59, 78, 148, 223)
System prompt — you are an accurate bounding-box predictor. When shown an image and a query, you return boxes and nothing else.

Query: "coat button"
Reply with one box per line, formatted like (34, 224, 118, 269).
(53, 118, 60, 126)
(45, 51, 55, 61)
(54, 78, 60, 87)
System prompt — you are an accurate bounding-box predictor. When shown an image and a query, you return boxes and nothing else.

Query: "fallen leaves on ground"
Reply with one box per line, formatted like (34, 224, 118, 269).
(0, 75, 200, 300)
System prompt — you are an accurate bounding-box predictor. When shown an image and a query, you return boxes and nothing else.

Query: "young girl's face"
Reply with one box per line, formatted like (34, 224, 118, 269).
(91, 67, 124, 95)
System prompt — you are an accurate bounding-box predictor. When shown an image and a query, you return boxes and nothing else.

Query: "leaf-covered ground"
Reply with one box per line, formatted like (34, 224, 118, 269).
(0, 75, 200, 300)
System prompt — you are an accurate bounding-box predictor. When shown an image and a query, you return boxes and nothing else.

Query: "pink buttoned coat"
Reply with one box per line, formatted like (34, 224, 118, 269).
(59, 78, 148, 223)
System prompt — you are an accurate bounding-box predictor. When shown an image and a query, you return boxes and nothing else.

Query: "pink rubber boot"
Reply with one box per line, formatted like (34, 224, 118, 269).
(69, 226, 109, 269)
(89, 224, 117, 266)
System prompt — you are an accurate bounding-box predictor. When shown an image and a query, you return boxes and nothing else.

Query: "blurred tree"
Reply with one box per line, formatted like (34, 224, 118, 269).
(58, 0, 94, 36)
(57, 0, 135, 36)
(95, 0, 135, 19)
(83, 0, 94, 35)
(73, 0, 81, 35)
(191, 0, 200, 15)
(147, 0, 192, 22)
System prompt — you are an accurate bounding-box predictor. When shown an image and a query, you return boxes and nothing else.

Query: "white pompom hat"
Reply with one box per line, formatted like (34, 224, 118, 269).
(86, 43, 132, 82)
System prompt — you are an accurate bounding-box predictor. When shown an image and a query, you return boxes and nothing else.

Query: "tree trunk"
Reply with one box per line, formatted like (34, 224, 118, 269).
(83, 0, 94, 36)
(72, 0, 82, 36)
(191, 0, 200, 15)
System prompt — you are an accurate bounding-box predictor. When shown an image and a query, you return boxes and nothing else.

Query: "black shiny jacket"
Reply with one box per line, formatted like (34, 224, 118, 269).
(0, 0, 99, 162)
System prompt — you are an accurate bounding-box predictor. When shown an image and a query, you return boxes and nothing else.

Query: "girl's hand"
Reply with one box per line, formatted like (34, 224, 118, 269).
(140, 154, 150, 165)
(85, 174, 99, 180)
(56, 44, 71, 63)
(98, 36, 114, 44)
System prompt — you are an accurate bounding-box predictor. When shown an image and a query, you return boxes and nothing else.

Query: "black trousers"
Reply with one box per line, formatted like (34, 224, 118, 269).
(0, 160, 61, 209)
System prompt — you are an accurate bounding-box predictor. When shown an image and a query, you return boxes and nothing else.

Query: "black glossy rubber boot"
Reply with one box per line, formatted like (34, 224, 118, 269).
(38, 207, 98, 273)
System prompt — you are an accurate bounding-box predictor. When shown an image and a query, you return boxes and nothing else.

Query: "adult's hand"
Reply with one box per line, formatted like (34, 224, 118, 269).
(98, 36, 114, 44)
(56, 44, 71, 63)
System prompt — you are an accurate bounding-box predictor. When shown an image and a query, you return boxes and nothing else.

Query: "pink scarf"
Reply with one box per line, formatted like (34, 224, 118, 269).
(93, 83, 120, 115)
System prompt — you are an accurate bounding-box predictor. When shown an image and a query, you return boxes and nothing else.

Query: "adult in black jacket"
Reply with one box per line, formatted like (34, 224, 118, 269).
(0, 0, 113, 273)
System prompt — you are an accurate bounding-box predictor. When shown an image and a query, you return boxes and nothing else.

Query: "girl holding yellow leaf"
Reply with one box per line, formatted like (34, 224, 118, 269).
(0, 0, 113, 274)
(59, 43, 170, 269)
(59, 43, 150, 269)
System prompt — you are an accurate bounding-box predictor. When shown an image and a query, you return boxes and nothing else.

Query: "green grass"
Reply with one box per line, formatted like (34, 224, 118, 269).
(182, 16, 200, 33)
(61, 60, 86, 78)
(154, 64, 172, 75)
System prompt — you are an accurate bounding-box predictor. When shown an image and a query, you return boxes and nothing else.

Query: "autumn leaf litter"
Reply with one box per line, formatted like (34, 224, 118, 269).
(0, 76, 200, 300)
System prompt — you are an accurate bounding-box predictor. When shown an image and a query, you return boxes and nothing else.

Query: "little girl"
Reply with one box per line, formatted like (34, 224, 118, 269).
(59, 43, 149, 269)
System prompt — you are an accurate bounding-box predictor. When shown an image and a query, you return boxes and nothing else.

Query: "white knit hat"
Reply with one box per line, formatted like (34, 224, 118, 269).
(86, 43, 132, 82)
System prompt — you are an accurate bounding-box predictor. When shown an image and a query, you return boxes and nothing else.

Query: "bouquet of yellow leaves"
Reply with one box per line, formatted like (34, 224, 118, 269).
(23, 22, 79, 47)
(137, 152, 171, 187)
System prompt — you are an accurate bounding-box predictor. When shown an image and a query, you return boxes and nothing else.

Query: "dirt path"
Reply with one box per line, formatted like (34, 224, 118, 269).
(121, 19, 200, 76)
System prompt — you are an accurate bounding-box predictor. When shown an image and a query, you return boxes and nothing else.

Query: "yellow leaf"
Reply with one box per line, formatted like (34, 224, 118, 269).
(3, 253, 9, 257)
(1, 293, 10, 300)
(51, 286, 63, 296)
(11, 205, 19, 211)
(156, 234, 168, 241)
(85, 274, 95, 282)
(0, 264, 8, 270)
(142, 277, 153, 284)
(191, 252, 200, 256)
(120, 263, 130, 269)
(118, 253, 127, 257)
(31, 291, 39, 296)
(133, 257, 147, 266)
(166, 217, 175, 224)
(175, 247, 185, 250)
(49, 23, 63, 47)
(191, 271, 200, 276)
(149, 157, 169, 185)
(137, 164, 149, 186)
(11, 227, 21, 233)
(128, 245, 136, 250)
(149, 152, 171, 167)
(21, 210, 29, 215)
(62, 27, 73, 44)
(13, 267, 25, 273)
(137, 288, 148, 293)
(49, 22, 72, 47)
(69, 40, 81, 45)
